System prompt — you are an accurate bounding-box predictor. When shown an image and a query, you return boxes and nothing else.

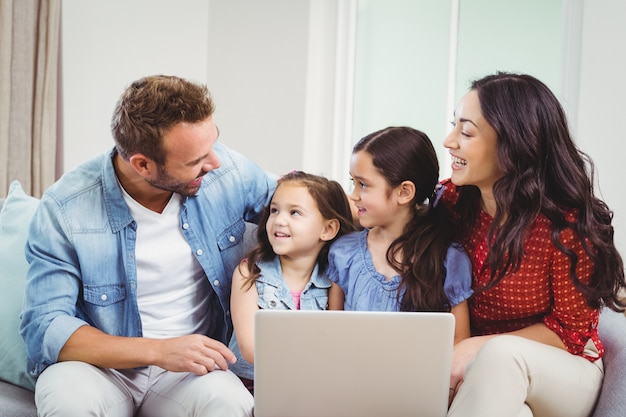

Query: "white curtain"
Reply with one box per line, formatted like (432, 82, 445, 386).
(0, 0, 61, 198)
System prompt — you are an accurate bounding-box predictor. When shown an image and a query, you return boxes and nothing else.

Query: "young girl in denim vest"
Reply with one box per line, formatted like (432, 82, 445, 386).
(229, 170, 357, 394)
(326, 126, 473, 352)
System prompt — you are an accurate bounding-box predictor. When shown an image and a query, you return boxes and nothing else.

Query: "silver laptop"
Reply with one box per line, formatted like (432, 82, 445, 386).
(254, 310, 454, 417)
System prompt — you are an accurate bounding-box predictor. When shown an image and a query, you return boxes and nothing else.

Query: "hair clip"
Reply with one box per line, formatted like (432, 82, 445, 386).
(279, 169, 299, 179)
(432, 184, 446, 208)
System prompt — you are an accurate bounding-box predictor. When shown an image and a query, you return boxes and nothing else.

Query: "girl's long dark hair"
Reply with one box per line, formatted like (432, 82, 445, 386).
(355, 127, 454, 312)
(455, 72, 625, 310)
(241, 171, 357, 289)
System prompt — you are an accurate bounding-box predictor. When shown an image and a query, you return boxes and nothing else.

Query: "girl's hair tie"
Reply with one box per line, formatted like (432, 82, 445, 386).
(431, 184, 446, 208)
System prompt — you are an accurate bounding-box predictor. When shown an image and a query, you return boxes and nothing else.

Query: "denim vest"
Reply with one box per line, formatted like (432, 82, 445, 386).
(228, 256, 331, 379)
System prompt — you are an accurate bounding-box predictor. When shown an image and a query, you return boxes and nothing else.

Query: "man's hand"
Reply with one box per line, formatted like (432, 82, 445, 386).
(154, 334, 237, 375)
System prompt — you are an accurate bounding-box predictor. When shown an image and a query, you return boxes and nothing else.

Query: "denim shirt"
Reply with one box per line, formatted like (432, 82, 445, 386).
(228, 256, 331, 379)
(19, 143, 276, 377)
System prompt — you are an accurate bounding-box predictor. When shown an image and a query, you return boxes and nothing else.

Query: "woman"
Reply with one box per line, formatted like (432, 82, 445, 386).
(442, 72, 625, 417)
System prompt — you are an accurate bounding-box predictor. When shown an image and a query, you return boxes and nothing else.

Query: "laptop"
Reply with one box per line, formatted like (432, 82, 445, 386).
(254, 310, 455, 417)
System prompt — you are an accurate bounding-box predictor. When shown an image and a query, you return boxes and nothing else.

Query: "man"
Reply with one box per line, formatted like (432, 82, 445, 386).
(19, 75, 276, 416)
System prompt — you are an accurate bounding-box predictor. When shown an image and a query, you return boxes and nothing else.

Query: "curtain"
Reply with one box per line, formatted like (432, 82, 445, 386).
(0, 0, 61, 198)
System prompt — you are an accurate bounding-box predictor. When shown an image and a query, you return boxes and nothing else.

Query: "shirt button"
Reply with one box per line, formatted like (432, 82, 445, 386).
(229, 235, 236, 242)
(213, 279, 220, 287)
(101, 294, 107, 301)
(182, 223, 189, 230)
(196, 249, 203, 256)
(269, 300, 277, 308)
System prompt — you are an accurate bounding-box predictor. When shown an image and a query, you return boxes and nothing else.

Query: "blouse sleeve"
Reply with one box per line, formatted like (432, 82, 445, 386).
(543, 225, 603, 361)
(326, 232, 362, 294)
(443, 243, 474, 307)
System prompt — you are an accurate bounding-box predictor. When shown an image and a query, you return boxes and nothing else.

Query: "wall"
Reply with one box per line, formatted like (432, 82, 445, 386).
(204, 0, 311, 177)
(62, 0, 210, 171)
(454, 0, 563, 99)
(577, 0, 626, 254)
(352, 0, 452, 165)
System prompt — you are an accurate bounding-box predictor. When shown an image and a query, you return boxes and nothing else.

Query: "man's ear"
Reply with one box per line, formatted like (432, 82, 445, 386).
(128, 154, 155, 178)
(397, 180, 415, 205)
(320, 218, 340, 242)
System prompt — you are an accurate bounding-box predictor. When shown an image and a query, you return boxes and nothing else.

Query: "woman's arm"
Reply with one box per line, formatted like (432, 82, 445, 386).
(230, 261, 260, 364)
(450, 322, 565, 396)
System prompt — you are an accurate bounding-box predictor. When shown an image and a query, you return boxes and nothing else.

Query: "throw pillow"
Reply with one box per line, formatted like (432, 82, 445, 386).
(0, 181, 40, 391)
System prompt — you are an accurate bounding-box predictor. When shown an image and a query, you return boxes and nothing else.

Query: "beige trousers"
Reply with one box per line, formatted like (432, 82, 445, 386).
(35, 361, 254, 417)
(448, 335, 603, 417)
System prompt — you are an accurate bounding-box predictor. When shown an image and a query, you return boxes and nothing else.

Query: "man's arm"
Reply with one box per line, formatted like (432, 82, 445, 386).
(59, 325, 237, 374)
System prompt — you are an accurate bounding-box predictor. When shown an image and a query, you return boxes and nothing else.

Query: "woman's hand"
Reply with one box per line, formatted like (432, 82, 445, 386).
(449, 335, 494, 405)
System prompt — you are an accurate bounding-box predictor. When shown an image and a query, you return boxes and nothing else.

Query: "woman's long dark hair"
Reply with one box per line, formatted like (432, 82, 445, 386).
(455, 72, 625, 310)
(241, 171, 357, 289)
(355, 126, 454, 312)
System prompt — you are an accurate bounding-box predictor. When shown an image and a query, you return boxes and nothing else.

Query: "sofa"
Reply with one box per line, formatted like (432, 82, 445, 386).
(1, 180, 626, 417)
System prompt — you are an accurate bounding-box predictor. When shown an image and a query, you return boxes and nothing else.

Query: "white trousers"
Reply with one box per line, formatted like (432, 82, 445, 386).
(35, 361, 254, 417)
(447, 335, 603, 417)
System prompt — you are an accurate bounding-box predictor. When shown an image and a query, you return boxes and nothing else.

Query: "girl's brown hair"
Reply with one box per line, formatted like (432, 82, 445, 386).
(241, 171, 357, 289)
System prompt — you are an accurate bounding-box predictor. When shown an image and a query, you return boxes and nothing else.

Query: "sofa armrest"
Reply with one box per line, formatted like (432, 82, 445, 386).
(591, 308, 626, 417)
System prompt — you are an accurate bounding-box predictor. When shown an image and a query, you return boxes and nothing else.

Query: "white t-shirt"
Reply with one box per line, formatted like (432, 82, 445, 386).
(122, 189, 212, 339)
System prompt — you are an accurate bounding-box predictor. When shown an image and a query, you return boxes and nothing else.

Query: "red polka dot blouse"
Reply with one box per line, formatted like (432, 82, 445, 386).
(442, 180, 602, 361)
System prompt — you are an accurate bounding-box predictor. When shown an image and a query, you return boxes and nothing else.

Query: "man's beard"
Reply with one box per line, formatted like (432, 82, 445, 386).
(145, 165, 204, 197)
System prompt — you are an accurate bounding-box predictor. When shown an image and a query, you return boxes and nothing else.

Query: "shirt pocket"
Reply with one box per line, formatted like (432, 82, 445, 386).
(256, 283, 288, 309)
(216, 219, 246, 251)
(304, 293, 329, 310)
(83, 284, 126, 307)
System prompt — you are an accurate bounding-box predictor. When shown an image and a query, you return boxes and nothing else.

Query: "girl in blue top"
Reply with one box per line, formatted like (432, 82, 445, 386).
(327, 126, 473, 346)
(229, 171, 357, 393)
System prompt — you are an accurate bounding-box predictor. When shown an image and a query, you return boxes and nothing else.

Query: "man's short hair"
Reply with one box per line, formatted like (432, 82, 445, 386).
(111, 75, 215, 164)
